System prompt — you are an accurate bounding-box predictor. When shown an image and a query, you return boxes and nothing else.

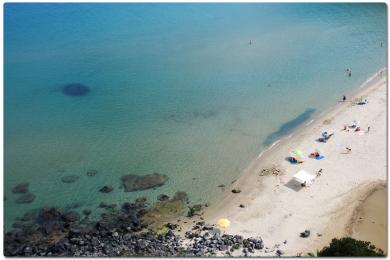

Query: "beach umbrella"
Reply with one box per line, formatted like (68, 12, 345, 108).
(292, 149, 303, 156)
(217, 218, 231, 228)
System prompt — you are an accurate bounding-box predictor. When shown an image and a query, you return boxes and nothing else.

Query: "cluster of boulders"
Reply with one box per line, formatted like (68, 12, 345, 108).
(5, 194, 269, 257)
(184, 221, 264, 256)
(11, 182, 35, 204)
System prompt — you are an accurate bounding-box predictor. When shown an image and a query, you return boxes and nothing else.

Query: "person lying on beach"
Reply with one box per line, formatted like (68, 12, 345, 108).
(345, 147, 352, 153)
(316, 168, 323, 177)
(301, 181, 307, 187)
(288, 157, 303, 164)
(349, 120, 359, 129)
(355, 126, 361, 132)
(309, 151, 320, 158)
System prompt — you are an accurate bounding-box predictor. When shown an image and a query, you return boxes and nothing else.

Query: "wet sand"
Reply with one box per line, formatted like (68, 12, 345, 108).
(350, 186, 387, 253)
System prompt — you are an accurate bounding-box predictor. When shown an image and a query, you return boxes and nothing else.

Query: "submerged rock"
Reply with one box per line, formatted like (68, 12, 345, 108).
(15, 193, 35, 204)
(187, 204, 203, 217)
(157, 194, 170, 201)
(62, 211, 80, 222)
(82, 208, 92, 216)
(61, 175, 79, 183)
(12, 182, 29, 194)
(121, 173, 168, 192)
(86, 169, 98, 177)
(142, 191, 188, 231)
(62, 83, 90, 96)
(99, 185, 114, 193)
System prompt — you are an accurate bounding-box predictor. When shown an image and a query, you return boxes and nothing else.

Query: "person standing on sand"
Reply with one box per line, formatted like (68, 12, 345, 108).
(367, 126, 370, 133)
(342, 95, 346, 102)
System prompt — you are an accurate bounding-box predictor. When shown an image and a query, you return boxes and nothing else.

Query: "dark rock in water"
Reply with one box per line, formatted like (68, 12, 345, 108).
(37, 208, 63, 234)
(61, 175, 79, 183)
(99, 202, 116, 209)
(172, 191, 189, 203)
(62, 83, 90, 96)
(86, 169, 97, 177)
(38, 208, 62, 222)
(157, 194, 170, 201)
(300, 230, 310, 238)
(142, 191, 188, 230)
(99, 185, 114, 193)
(15, 210, 37, 222)
(15, 193, 35, 204)
(121, 173, 168, 192)
(187, 204, 203, 217)
(12, 182, 29, 194)
(231, 189, 241, 194)
(82, 208, 92, 216)
(62, 211, 80, 222)
(135, 197, 147, 204)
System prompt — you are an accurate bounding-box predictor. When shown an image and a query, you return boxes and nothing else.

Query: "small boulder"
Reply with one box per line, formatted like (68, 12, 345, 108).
(62, 211, 80, 222)
(15, 193, 35, 204)
(157, 194, 170, 201)
(12, 182, 29, 194)
(86, 169, 97, 177)
(187, 204, 203, 217)
(82, 209, 92, 216)
(99, 185, 113, 193)
(61, 175, 79, 183)
(231, 189, 241, 194)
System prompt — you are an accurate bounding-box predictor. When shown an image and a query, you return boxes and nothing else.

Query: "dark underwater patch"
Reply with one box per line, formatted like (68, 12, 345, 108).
(62, 83, 90, 96)
(263, 108, 316, 146)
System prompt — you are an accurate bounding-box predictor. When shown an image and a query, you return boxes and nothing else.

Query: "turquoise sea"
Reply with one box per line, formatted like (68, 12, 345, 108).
(4, 3, 387, 229)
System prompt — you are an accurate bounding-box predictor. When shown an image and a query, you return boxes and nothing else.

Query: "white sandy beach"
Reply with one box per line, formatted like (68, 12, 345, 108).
(200, 68, 387, 256)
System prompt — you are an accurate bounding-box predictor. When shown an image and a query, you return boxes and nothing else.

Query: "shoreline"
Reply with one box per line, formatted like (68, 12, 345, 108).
(199, 67, 387, 256)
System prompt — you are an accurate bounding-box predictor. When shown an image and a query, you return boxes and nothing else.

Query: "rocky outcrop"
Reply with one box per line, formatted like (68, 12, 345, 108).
(121, 173, 168, 192)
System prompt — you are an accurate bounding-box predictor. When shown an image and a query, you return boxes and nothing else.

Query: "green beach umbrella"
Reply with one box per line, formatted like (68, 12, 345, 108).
(292, 149, 303, 156)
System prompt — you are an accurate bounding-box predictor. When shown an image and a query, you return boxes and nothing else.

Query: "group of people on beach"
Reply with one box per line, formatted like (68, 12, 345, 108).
(291, 93, 372, 188)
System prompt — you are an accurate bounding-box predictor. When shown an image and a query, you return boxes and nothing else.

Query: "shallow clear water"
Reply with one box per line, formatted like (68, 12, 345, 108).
(4, 3, 387, 229)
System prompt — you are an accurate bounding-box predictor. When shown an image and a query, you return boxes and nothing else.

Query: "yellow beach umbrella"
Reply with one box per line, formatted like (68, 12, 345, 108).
(217, 218, 231, 228)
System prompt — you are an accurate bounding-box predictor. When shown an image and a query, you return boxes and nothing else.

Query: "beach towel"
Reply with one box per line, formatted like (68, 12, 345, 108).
(315, 156, 325, 160)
